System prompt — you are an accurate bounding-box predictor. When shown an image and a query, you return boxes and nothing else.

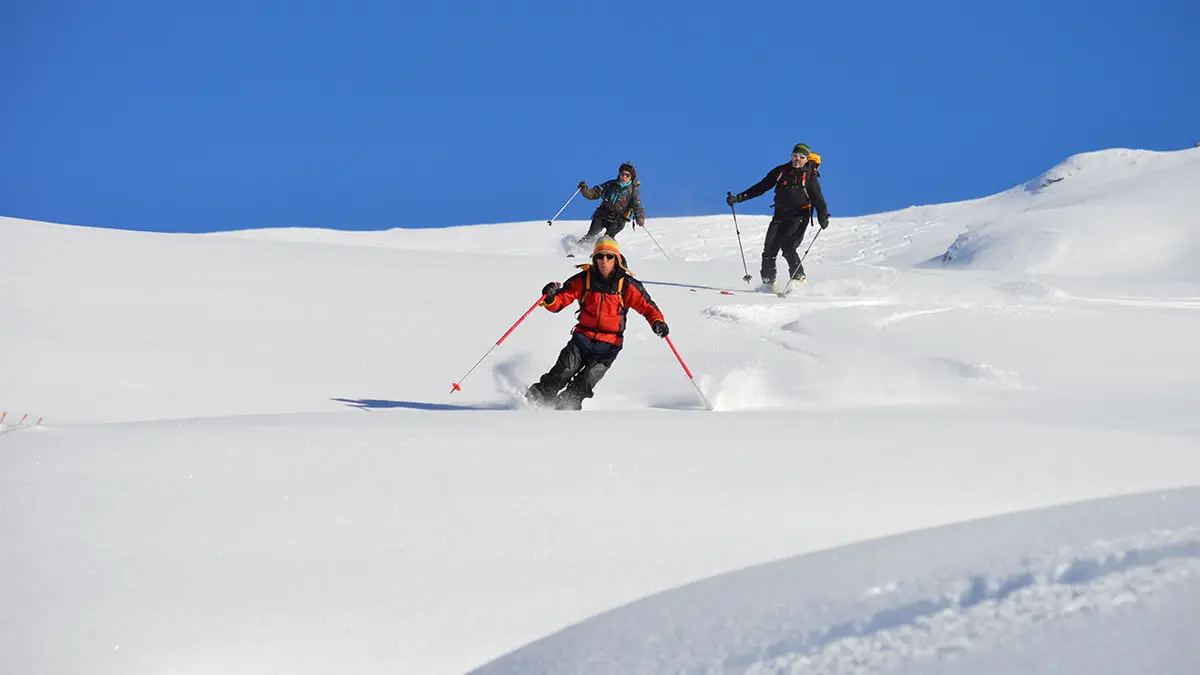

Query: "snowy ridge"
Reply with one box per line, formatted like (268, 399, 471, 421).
(215, 148, 1200, 281)
(932, 147, 1200, 278)
(471, 489, 1200, 675)
(746, 529, 1200, 674)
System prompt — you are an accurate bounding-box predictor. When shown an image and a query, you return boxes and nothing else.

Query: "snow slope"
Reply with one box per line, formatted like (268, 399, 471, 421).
(932, 148, 1200, 279)
(471, 487, 1200, 675)
(2, 147, 1198, 674)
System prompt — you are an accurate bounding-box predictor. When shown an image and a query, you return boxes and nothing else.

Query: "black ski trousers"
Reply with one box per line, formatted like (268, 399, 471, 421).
(761, 209, 811, 282)
(527, 332, 622, 410)
(579, 212, 626, 244)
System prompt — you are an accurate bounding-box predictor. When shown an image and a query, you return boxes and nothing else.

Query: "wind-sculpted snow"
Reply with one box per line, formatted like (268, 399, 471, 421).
(743, 530, 1200, 674)
(933, 148, 1200, 278)
(471, 489, 1200, 675)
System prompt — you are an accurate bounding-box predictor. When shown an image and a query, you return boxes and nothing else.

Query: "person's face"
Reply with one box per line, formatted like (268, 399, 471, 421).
(791, 152, 809, 168)
(593, 252, 617, 276)
(618, 170, 633, 182)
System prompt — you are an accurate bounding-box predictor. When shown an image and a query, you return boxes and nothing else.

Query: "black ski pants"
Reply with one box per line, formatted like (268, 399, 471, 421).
(527, 332, 621, 410)
(761, 208, 811, 282)
(579, 212, 626, 244)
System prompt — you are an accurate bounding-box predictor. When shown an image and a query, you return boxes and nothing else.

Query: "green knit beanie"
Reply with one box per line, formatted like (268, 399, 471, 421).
(792, 143, 811, 156)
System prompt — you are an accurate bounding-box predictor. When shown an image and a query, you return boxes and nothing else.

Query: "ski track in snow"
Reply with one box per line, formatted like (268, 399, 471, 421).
(1058, 294, 1200, 311)
(0, 423, 47, 438)
(701, 301, 888, 331)
(737, 528, 1200, 675)
(873, 306, 958, 328)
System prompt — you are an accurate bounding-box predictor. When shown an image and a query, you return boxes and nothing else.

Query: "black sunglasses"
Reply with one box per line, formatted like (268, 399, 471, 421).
(593, 253, 617, 261)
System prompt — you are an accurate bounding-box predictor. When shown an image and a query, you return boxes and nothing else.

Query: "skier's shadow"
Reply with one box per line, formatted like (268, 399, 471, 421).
(646, 395, 711, 411)
(332, 397, 515, 411)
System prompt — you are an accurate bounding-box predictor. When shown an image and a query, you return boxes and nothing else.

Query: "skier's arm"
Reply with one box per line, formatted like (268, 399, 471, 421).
(737, 165, 782, 202)
(624, 278, 666, 326)
(806, 172, 830, 224)
(543, 273, 586, 312)
(631, 192, 645, 227)
(580, 181, 608, 200)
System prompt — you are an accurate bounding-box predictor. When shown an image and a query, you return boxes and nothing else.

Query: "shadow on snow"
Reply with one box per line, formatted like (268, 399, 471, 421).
(332, 398, 516, 412)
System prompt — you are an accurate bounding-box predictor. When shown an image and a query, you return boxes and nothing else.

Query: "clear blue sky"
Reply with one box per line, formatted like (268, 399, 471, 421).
(2, 0, 1197, 233)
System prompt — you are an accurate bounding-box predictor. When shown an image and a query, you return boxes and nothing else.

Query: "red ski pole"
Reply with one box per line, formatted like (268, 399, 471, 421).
(450, 294, 547, 394)
(664, 336, 714, 411)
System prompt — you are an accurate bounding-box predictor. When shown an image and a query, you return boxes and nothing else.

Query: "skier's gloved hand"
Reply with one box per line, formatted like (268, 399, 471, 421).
(652, 320, 669, 338)
(577, 181, 587, 191)
(726, 193, 737, 207)
(635, 216, 645, 229)
(818, 213, 830, 229)
(541, 281, 560, 301)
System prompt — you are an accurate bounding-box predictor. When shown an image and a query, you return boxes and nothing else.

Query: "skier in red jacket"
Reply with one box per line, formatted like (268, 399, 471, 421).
(527, 236, 668, 410)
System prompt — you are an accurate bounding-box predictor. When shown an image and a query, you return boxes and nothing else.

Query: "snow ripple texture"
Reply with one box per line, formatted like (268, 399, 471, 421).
(737, 528, 1200, 674)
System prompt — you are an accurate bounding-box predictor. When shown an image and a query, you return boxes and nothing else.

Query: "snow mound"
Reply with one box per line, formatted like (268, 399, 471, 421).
(1022, 148, 1158, 195)
(470, 488, 1200, 675)
(932, 147, 1200, 279)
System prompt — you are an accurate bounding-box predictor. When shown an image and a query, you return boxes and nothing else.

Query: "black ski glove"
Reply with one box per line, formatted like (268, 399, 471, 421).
(577, 181, 587, 191)
(652, 320, 669, 337)
(541, 281, 560, 301)
(726, 193, 741, 207)
(818, 213, 830, 229)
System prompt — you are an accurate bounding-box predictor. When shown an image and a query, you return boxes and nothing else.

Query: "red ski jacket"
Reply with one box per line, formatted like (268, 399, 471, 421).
(542, 265, 665, 347)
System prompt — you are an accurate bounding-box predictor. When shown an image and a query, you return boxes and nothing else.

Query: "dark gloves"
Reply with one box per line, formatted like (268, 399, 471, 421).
(726, 193, 745, 207)
(541, 281, 560, 301)
(634, 215, 645, 229)
(818, 213, 830, 229)
(577, 181, 587, 191)
(652, 320, 669, 338)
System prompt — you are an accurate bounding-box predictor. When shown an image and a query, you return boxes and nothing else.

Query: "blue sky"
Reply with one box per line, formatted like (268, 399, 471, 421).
(2, 1, 1197, 233)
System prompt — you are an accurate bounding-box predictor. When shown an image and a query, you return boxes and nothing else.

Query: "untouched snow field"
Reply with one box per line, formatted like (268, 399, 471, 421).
(2, 147, 1199, 674)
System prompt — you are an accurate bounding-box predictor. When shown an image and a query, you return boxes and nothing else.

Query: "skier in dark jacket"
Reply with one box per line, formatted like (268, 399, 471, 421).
(575, 162, 646, 246)
(527, 235, 668, 410)
(728, 143, 830, 285)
